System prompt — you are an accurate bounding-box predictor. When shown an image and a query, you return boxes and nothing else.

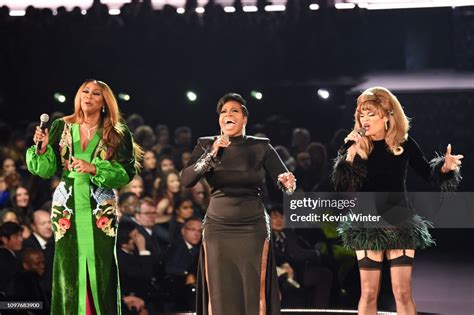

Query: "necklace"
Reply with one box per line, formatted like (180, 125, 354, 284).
(81, 124, 99, 140)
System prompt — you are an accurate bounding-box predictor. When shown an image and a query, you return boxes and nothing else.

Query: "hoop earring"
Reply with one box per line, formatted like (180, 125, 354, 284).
(385, 121, 388, 130)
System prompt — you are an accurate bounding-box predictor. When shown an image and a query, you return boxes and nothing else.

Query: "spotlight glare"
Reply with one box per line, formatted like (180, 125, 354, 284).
(224, 6, 236, 13)
(177, 8, 185, 14)
(195, 7, 205, 14)
(186, 91, 197, 102)
(251, 90, 263, 100)
(317, 89, 330, 100)
(54, 93, 66, 103)
(118, 93, 131, 101)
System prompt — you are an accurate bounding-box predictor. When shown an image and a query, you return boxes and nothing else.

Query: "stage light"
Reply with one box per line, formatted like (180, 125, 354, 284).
(118, 93, 130, 101)
(9, 10, 26, 16)
(177, 8, 185, 14)
(54, 93, 66, 103)
(186, 91, 197, 102)
(81, 9, 87, 15)
(224, 6, 236, 13)
(309, 4, 320, 10)
(265, 5, 285, 12)
(317, 89, 330, 100)
(195, 7, 205, 13)
(335, 3, 356, 9)
(109, 9, 121, 15)
(251, 90, 263, 100)
(243, 6, 258, 12)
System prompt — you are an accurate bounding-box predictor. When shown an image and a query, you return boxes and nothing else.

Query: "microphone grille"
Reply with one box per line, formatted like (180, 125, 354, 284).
(40, 113, 50, 123)
(357, 128, 366, 137)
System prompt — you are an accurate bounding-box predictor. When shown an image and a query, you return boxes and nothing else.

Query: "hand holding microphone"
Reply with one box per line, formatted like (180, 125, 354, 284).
(211, 135, 231, 157)
(33, 113, 50, 154)
(340, 128, 366, 162)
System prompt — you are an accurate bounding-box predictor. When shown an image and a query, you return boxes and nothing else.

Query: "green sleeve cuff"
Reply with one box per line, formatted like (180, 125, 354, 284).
(90, 157, 131, 189)
(26, 144, 57, 179)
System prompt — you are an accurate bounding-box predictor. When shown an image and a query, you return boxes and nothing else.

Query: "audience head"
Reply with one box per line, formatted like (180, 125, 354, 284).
(118, 192, 139, 216)
(269, 207, 285, 232)
(21, 248, 45, 276)
(0, 221, 23, 251)
(29, 210, 53, 241)
(181, 217, 202, 245)
(175, 197, 194, 222)
(135, 197, 156, 229)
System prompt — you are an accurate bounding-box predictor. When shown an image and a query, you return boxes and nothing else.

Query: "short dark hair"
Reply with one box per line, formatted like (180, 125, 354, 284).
(118, 192, 137, 207)
(117, 221, 136, 246)
(137, 197, 155, 213)
(183, 217, 202, 228)
(216, 93, 249, 117)
(0, 221, 23, 240)
(175, 196, 194, 211)
(268, 206, 284, 215)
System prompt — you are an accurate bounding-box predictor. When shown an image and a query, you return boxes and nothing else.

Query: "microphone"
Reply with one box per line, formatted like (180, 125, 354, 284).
(338, 128, 366, 155)
(211, 134, 229, 158)
(36, 113, 50, 154)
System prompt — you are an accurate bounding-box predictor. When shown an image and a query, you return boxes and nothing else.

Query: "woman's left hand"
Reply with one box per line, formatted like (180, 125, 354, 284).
(278, 172, 296, 193)
(70, 157, 97, 175)
(442, 144, 464, 173)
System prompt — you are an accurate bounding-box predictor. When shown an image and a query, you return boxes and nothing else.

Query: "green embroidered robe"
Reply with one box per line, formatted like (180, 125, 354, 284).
(26, 118, 137, 315)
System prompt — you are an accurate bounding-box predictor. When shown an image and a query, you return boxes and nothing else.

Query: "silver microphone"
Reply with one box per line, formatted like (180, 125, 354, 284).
(36, 113, 50, 154)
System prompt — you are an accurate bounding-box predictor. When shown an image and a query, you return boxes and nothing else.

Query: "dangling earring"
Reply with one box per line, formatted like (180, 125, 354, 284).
(242, 125, 246, 137)
(102, 106, 105, 113)
(385, 121, 388, 130)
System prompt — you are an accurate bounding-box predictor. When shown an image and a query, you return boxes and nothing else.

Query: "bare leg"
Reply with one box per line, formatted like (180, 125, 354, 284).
(356, 250, 384, 315)
(387, 249, 416, 315)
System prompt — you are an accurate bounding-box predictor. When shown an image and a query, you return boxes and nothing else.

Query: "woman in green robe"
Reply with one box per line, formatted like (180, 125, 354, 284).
(26, 79, 142, 315)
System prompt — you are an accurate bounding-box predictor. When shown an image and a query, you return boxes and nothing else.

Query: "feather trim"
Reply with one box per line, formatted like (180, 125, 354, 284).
(331, 154, 367, 191)
(429, 153, 462, 192)
(337, 214, 435, 250)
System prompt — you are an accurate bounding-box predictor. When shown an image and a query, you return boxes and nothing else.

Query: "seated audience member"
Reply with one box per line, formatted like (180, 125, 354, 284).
(184, 179, 210, 219)
(133, 197, 168, 258)
(0, 222, 23, 297)
(23, 209, 54, 304)
(168, 197, 194, 244)
(118, 192, 140, 223)
(165, 217, 202, 311)
(7, 248, 50, 314)
(117, 221, 155, 315)
(270, 207, 333, 308)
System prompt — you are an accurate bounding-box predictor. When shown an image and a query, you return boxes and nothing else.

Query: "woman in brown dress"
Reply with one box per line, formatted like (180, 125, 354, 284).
(182, 93, 296, 315)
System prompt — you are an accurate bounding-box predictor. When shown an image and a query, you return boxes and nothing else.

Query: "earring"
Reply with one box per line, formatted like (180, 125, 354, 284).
(102, 106, 105, 113)
(385, 121, 388, 130)
(242, 125, 246, 137)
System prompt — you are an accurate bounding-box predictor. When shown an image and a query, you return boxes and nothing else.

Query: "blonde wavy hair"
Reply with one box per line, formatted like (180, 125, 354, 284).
(64, 79, 143, 166)
(353, 87, 410, 159)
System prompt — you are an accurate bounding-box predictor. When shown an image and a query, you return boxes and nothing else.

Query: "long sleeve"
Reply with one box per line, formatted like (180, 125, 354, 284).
(263, 142, 294, 194)
(331, 153, 367, 191)
(26, 118, 63, 179)
(90, 126, 137, 189)
(181, 138, 215, 188)
(408, 137, 461, 192)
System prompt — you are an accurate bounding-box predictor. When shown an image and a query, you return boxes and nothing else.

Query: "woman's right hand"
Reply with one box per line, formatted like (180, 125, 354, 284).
(344, 130, 362, 161)
(210, 135, 231, 157)
(33, 126, 49, 154)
